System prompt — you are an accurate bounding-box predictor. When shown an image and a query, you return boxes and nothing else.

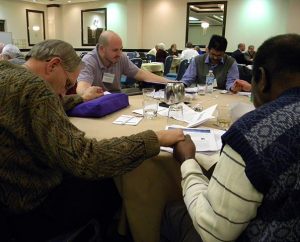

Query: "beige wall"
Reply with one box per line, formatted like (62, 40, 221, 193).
(0, 0, 300, 51)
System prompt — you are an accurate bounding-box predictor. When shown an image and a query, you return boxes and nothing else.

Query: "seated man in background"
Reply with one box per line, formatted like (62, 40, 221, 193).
(0, 39, 185, 241)
(147, 43, 159, 56)
(0, 44, 26, 65)
(77, 30, 168, 94)
(181, 35, 244, 92)
(231, 42, 247, 65)
(156, 42, 168, 63)
(244, 45, 256, 64)
(180, 42, 199, 61)
(161, 33, 300, 242)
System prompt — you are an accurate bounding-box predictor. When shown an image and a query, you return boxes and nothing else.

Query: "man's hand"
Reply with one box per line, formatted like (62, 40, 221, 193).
(81, 86, 104, 101)
(155, 129, 185, 147)
(231, 79, 252, 93)
(173, 134, 196, 164)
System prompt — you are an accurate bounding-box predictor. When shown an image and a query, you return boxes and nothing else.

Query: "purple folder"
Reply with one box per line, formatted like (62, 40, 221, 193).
(67, 93, 129, 118)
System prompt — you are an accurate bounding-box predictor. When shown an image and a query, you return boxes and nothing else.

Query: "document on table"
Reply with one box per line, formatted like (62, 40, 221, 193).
(113, 115, 143, 126)
(161, 126, 221, 152)
(186, 104, 217, 128)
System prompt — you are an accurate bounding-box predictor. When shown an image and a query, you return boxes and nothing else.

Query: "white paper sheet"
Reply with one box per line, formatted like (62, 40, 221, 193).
(186, 104, 217, 128)
(113, 115, 143, 126)
(161, 126, 220, 152)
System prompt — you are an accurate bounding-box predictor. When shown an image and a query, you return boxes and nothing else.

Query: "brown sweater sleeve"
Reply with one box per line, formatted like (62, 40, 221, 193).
(30, 94, 160, 179)
(62, 94, 84, 111)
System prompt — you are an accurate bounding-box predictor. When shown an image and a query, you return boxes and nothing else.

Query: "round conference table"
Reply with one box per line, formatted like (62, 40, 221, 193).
(69, 90, 252, 242)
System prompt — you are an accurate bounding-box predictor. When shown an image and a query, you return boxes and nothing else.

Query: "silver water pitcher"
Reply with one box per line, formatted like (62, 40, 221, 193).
(164, 82, 185, 104)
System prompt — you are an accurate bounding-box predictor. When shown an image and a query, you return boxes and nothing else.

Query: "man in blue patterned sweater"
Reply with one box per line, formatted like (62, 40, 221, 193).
(161, 33, 300, 241)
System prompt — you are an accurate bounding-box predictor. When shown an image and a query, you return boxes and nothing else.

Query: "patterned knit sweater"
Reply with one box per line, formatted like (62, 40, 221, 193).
(0, 61, 160, 213)
(222, 87, 300, 241)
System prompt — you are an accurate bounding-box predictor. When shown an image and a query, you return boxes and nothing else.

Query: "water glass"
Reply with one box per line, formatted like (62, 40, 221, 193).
(167, 103, 185, 127)
(216, 104, 232, 130)
(197, 84, 206, 96)
(143, 88, 158, 119)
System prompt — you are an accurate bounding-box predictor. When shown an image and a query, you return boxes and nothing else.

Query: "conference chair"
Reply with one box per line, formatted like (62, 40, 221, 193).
(146, 54, 156, 63)
(166, 59, 189, 81)
(121, 58, 143, 95)
(126, 52, 138, 59)
(163, 56, 174, 76)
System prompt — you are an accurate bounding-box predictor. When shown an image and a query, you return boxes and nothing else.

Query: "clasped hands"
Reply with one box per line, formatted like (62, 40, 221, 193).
(156, 129, 196, 164)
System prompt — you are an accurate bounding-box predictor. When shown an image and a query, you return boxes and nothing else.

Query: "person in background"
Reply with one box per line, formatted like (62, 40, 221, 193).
(0, 39, 185, 241)
(231, 43, 247, 65)
(156, 42, 168, 63)
(180, 42, 199, 61)
(167, 43, 179, 57)
(244, 45, 256, 64)
(76, 30, 168, 94)
(161, 33, 300, 242)
(194, 46, 204, 55)
(181, 35, 243, 92)
(147, 43, 159, 56)
(0, 44, 25, 65)
(0, 42, 5, 53)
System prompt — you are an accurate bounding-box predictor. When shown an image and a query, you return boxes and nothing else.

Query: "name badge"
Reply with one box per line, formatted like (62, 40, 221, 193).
(102, 73, 115, 83)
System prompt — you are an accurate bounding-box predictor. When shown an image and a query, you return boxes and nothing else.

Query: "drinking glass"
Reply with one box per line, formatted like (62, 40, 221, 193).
(197, 84, 206, 96)
(142, 88, 158, 119)
(167, 103, 185, 127)
(216, 104, 232, 130)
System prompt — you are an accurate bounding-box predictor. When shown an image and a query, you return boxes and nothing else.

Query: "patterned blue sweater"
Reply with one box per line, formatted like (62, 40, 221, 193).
(222, 87, 300, 241)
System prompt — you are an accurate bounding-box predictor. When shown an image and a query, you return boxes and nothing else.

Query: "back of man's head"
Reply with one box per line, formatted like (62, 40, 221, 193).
(252, 34, 300, 84)
(208, 35, 227, 52)
(186, 42, 193, 48)
(2, 44, 21, 59)
(25, 39, 81, 72)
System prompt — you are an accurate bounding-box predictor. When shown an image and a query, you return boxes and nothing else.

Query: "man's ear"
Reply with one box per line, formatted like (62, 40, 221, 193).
(45, 57, 61, 74)
(259, 67, 271, 93)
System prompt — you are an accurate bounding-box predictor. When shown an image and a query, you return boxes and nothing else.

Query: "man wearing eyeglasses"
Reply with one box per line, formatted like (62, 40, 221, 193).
(0, 39, 185, 241)
(181, 35, 249, 93)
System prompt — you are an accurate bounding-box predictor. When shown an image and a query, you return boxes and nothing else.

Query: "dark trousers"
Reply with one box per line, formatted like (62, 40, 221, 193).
(160, 200, 203, 242)
(3, 177, 121, 242)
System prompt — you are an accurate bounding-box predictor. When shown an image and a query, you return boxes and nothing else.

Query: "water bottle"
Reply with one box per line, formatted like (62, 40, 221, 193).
(206, 70, 214, 93)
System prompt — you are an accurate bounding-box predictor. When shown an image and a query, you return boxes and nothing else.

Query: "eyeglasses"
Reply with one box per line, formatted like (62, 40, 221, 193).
(62, 66, 76, 91)
(209, 50, 224, 60)
(45, 58, 76, 91)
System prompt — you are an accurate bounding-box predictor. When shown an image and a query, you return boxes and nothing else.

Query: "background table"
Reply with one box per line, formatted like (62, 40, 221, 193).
(141, 62, 164, 76)
(69, 91, 252, 242)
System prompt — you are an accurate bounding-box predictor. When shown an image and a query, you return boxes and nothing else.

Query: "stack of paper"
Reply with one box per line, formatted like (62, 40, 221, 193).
(113, 115, 143, 126)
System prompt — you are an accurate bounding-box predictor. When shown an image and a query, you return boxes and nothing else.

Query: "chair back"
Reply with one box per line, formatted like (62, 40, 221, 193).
(122, 58, 143, 87)
(130, 58, 143, 68)
(146, 54, 156, 62)
(79, 52, 88, 59)
(127, 52, 137, 59)
(163, 56, 173, 76)
(176, 59, 189, 81)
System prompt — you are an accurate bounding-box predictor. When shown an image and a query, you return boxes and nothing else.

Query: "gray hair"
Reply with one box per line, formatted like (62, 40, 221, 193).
(25, 39, 81, 72)
(2, 44, 21, 59)
(157, 43, 166, 50)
